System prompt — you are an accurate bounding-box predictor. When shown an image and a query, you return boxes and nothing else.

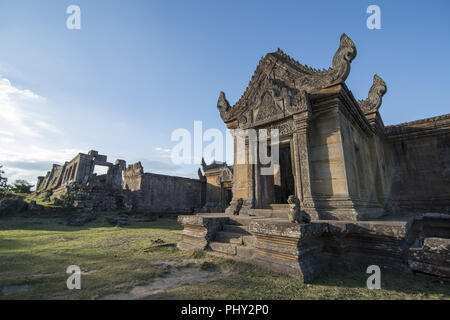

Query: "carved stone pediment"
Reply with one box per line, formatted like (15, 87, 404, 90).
(218, 34, 357, 125)
(358, 74, 387, 115)
(220, 75, 311, 129)
(254, 91, 282, 122)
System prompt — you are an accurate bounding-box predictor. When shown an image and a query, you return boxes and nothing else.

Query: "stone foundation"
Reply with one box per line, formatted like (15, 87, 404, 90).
(177, 213, 449, 282)
(409, 237, 450, 278)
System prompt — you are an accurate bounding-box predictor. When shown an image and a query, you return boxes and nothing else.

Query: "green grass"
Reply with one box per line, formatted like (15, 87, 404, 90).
(0, 214, 449, 300)
(0, 214, 186, 299)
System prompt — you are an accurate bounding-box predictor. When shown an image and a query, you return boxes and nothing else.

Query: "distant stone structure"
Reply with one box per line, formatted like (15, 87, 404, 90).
(178, 34, 450, 281)
(197, 158, 233, 212)
(36, 150, 125, 192)
(122, 161, 202, 213)
(35, 151, 204, 213)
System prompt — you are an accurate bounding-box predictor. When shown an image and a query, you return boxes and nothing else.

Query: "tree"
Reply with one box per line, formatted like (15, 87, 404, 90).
(12, 179, 34, 194)
(0, 166, 10, 197)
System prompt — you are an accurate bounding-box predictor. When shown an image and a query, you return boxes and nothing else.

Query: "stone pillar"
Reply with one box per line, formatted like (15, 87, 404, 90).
(36, 176, 45, 191)
(293, 111, 313, 202)
(293, 109, 317, 219)
(225, 129, 254, 215)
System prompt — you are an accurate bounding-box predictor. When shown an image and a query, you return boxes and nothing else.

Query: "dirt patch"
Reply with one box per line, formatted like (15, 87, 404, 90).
(100, 264, 231, 300)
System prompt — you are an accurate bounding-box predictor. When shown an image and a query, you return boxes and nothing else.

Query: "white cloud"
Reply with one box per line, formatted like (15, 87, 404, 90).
(155, 147, 171, 153)
(0, 75, 86, 184)
(155, 146, 173, 158)
(0, 75, 49, 138)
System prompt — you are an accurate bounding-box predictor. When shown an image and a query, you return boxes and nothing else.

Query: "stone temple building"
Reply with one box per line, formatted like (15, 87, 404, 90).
(198, 158, 233, 213)
(178, 34, 450, 282)
(214, 34, 449, 221)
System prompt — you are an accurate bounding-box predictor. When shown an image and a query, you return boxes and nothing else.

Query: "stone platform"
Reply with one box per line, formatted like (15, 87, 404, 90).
(177, 213, 450, 282)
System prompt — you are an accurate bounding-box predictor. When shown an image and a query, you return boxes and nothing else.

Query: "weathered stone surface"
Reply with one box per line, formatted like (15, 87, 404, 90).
(249, 219, 328, 240)
(385, 115, 450, 216)
(177, 215, 229, 250)
(209, 242, 237, 255)
(409, 237, 450, 278)
(123, 162, 202, 213)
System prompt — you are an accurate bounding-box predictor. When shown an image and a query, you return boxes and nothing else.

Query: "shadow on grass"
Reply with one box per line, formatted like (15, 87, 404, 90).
(310, 266, 450, 297)
(0, 215, 183, 233)
(212, 260, 450, 299)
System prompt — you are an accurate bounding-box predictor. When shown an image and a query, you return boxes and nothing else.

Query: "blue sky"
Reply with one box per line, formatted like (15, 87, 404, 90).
(0, 0, 449, 184)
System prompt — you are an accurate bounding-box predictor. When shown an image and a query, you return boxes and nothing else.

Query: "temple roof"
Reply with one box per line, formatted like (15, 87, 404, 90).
(217, 34, 358, 124)
(201, 158, 228, 172)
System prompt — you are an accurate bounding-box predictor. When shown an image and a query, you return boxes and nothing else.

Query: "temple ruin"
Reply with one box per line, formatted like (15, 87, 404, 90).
(35, 151, 206, 214)
(178, 34, 450, 281)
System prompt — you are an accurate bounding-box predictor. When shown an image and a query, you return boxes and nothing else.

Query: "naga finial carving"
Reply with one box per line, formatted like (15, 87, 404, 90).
(328, 33, 357, 85)
(217, 91, 233, 121)
(359, 74, 387, 114)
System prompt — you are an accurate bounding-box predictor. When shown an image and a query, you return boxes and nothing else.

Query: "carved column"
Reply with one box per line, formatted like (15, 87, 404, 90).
(293, 110, 314, 210)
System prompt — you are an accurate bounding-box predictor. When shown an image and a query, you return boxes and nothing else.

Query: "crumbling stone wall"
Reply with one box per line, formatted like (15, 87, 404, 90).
(123, 162, 202, 213)
(36, 150, 126, 193)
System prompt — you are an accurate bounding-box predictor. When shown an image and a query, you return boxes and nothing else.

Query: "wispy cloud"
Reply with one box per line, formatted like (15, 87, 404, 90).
(155, 146, 172, 159)
(0, 75, 86, 184)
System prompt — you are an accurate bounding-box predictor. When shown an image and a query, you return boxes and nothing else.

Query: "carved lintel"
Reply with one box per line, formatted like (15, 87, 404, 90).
(358, 74, 387, 115)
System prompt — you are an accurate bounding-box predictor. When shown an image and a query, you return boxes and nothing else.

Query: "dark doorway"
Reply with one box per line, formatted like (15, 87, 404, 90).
(274, 145, 295, 204)
(226, 189, 232, 206)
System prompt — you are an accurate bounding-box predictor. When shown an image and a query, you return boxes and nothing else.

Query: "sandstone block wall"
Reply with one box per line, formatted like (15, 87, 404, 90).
(386, 114, 450, 215)
(123, 162, 202, 213)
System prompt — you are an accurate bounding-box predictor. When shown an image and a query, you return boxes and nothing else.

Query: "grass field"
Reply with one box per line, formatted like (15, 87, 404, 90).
(0, 214, 449, 300)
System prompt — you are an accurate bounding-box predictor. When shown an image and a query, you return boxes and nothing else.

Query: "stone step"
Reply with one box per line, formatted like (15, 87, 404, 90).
(227, 216, 252, 226)
(222, 224, 250, 235)
(236, 246, 254, 258)
(270, 210, 288, 219)
(242, 235, 256, 247)
(270, 204, 289, 209)
(248, 209, 273, 218)
(215, 231, 244, 245)
(249, 208, 288, 219)
(209, 241, 237, 255)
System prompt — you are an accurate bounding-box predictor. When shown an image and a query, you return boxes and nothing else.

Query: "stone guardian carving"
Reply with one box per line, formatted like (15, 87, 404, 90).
(233, 198, 244, 216)
(287, 195, 311, 224)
